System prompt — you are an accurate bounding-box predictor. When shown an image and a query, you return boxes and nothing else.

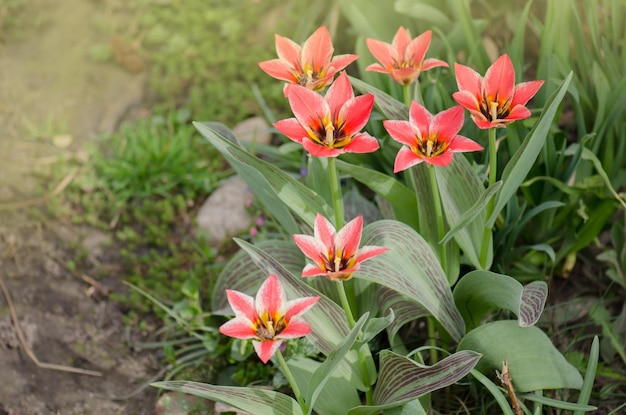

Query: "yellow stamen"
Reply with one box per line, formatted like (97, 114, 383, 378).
(334, 256, 342, 272)
(489, 101, 499, 122)
(325, 122, 335, 147)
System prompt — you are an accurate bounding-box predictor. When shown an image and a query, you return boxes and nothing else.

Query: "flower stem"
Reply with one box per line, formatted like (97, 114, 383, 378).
(426, 165, 443, 364)
(327, 157, 343, 229)
(402, 84, 411, 107)
(276, 349, 307, 413)
(336, 280, 356, 327)
(479, 128, 498, 269)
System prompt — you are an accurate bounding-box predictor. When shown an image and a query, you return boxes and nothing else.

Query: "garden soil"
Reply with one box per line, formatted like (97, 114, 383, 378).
(0, 0, 158, 413)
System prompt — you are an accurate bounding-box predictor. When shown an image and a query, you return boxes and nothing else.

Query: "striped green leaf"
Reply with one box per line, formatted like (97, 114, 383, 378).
(358, 220, 465, 341)
(151, 382, 303, 415)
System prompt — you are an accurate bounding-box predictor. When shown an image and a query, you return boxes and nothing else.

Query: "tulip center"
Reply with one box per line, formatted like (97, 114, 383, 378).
(256, 314, 287, 340)
(309, 115, 350, 149)
(415, 134, 447, 158)
(322, 247, 353, 274)
(480, 91, 512, 122)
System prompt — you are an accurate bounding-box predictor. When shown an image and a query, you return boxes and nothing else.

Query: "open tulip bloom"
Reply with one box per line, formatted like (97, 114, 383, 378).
(258, 26, 358, 92)
(274, 72, 379, 157)
(293, 214, 388, 281)
(384, 103, 483, 171)
(453, 54, 544, 129)
(219, 274, 319, 364)
(366, 27, 448, 86)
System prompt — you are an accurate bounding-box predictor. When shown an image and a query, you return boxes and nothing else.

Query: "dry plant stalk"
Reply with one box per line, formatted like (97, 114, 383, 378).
(497, 360, 523, 415)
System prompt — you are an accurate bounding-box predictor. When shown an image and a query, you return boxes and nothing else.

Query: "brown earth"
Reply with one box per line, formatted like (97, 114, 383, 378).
(0, 0, 158, 413)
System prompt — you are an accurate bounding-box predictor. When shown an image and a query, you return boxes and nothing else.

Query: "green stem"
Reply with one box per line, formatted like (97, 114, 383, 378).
(327, 157, 343, 229)
(426, 165, 443, 364)
(402, 83, 411, 107)
(276, 349, 307, 413)
(336, 281, 355, 328)
(479, 128, 498, 269)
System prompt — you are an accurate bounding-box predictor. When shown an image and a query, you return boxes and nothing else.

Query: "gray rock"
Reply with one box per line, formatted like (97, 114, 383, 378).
(196, 178, 253, 245)
(231, 116, 272, 145)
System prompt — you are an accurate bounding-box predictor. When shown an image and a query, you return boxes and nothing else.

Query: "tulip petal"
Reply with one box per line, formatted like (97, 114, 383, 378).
(452, 90, 480, 112)
(253, 340, 282, 364)
(274, 34, 302, 65)
(365, 63, 389, 74)
(340, 94, 374, 136)
(409, 101, 433, 138)
(384, 120, 416, 147)
(356, 245, 388, 263)
(285, 296, 320, 319)
(422, 57, 449, 71)
(314, 213, 336, 248)
(325, 72, 354, 114)
(219, 318, 257, 339)
(343, 132, 380, 154)
(302, 26, 333, 73)
(225, 290, 256, 321)
(292, 234, 326, 264)
(302, 264, 327, 277)
(273, 118, 308, 143)
(390, 67, 420, 84)
(329, 54, 359, 73)
(471, 116, 496, 129)
(506, 105, 532, 121)
(448, 135, 484, 152)
(366, 38, 395, 69)
(428, 150, 454, 166)
(394, 146, 423, 172)
(454, 62, 483, 96)
(284, 84, 327, 129)
(335, 215, 363, 259)
(511, 80, 544, 107)
(392, 27, 412, 61)
(258, 59, 299, 83)
(405, 30, 431, 67)
(431, 106, 464, 141)
(484, 54, 515, 102)
(278, 320, 313, 339)
(255, 274, 285, 319)
(301, 139, 342, 157)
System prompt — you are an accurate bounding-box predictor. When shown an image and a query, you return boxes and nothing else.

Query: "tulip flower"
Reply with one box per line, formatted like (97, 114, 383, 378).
(384, 103, 483, 171)
(274, 72, 379, 157)
(453, 54, 544, 129)
(259, 26, 358, 92)
(365, 27, 448, 86)
(293, 214, 387, 281)
(219, 274, 319, 364)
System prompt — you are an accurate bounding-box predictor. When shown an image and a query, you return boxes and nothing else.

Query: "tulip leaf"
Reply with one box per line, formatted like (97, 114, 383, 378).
(150, 381, 303, 415)
(360, 309, 395, 345)
(288, 357, 361, 415)
(488, 72, 573, 228)
(377, 287, 429, 352)
(519, 393, 597, 412)
(470, 369, 516, 415)
(453, 270, 547, 329)
(436, 157, 492, 270)
(358, 220, 465, 341)
(211, 240, 305, 314)
(347, 350, 481, 414)
(440, 180, 502, 245)
(458, 320, 583, 392)
(304, 313, 368, 414)
(194, 121, 332, 230)
(336, 159, 418, 229)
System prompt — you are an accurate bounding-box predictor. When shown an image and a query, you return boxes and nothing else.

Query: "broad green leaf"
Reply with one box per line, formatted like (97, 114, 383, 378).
(151, 381, 303, 415)
(336, 159, 418, 229)
(453, 271, 547, 329)
(488, 72, 573, 228)
(358, 220, 465, 341)
(394, 0, 451, 27)
(347, 350, 481, 414)
(195, 122, 300, 234)
(440, 181, 502, 245)
(458, 320, 583, 392)
(382, 399, 427, 415)
(305, 314, 368, 413)
(377, 287, 429, 352)
(348, 76, 409, 121)
(288, 357, 361, 415)
(436, 157, 492, 270)
(195, 121, 332, 229)
(360, 309, 394, 345)
(211, 241, 305, 314)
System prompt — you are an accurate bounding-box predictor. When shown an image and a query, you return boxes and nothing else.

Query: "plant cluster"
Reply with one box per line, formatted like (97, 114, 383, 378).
(148, 10, 618, 412)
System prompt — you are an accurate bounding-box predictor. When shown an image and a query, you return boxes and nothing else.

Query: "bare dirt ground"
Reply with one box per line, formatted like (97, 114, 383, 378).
(0, 0, 157, 413)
